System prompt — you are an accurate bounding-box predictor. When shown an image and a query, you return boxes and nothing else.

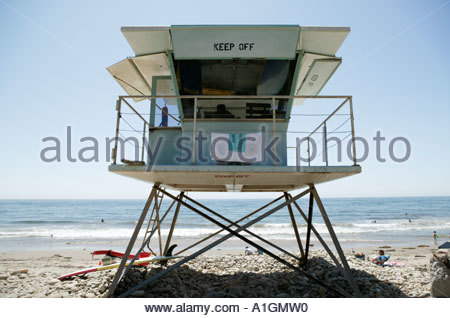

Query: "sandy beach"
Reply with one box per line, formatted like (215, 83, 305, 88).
(0, 244, 441, 298)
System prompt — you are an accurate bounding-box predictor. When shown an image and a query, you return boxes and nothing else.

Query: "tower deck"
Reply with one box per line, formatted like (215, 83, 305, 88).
(109, 164, 361, 192)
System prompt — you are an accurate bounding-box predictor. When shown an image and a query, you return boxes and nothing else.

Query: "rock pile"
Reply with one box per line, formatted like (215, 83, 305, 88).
(112, 251, 432, 298)
(0, 251, 433, 298)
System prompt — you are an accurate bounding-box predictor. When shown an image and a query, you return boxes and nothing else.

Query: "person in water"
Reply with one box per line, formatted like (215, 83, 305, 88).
(368, 250, 390, 265)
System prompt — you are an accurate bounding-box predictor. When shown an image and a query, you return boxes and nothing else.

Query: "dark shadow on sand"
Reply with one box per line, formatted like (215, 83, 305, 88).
(114, 256, 409, 298)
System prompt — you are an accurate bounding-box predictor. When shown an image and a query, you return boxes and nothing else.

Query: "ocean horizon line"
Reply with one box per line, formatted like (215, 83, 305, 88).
(1, 195, 450, 201)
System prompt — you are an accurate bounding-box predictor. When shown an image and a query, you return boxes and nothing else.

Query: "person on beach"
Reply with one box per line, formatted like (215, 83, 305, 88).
(244, 246, 253, 256)
(432, 231, 439, 245)
(353, 251, 365, 260)
(159, 104, 169, 127)
(368, 250, 390, 265)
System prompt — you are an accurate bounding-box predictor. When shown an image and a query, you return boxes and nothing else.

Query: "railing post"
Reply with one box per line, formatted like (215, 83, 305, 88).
(307, 138, 311, 167)
(150, 78, 157, 127)
(272, 97, 277, 166)
(113, 98, 122, 164)
(192, 97, 198, 165)
(296, 138, 300, 172)
(349, 97, 357, 166)
(141, 122, 147, 162)
(323, 122, 328, 166)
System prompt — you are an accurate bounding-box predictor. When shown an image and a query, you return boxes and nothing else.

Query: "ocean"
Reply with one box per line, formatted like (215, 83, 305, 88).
(0, 197, 449, 252)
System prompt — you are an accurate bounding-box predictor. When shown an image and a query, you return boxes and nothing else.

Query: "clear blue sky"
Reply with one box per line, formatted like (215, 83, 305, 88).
(0, 0, 449, 199)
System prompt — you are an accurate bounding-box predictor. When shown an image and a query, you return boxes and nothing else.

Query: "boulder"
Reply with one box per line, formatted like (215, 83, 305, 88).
(430, 251, 450, 298)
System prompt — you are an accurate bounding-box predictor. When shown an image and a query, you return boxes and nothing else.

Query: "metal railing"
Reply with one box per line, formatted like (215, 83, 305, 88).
(111, 95, 357, 167)
(294, 96, 357, 167)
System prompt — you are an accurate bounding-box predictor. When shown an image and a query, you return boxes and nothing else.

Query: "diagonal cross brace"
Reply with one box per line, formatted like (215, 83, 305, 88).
(183, 194, 301, 261)
(118, 187, 351, 298)
(284, 192, 305, 259)
(176, 194, 285, 255)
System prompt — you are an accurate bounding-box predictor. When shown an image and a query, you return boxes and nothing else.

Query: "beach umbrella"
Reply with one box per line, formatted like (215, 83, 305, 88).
(438, 241, 450, 249)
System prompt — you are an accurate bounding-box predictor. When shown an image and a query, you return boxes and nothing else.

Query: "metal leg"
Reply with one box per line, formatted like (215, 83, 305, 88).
(154, 194, 163, 256)
(284, 192, 305, 259)
(142, 189, 162, 252)
(146, 197, 176, 251)
(141, 205, 155, 247)
(107, 186, 157, 297)
(119, 188, 350, 298)
(115, 193, 180, 287)
(163, 192, 184, 255)
(119, 188, 310, 297)
(288, 193, 343, 271)
(310, 186, 362, 297)
(304, 191, 314, 266)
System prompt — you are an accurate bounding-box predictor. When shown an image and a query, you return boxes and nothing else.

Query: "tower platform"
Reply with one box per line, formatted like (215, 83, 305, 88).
(109, 164, 361, 192)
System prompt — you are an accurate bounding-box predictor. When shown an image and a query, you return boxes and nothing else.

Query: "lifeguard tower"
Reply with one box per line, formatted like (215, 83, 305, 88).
(106, 25, 362, 297)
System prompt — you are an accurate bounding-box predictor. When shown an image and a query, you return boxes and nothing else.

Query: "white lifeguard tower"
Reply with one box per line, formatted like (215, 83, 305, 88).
(106, 25, 362, 297)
